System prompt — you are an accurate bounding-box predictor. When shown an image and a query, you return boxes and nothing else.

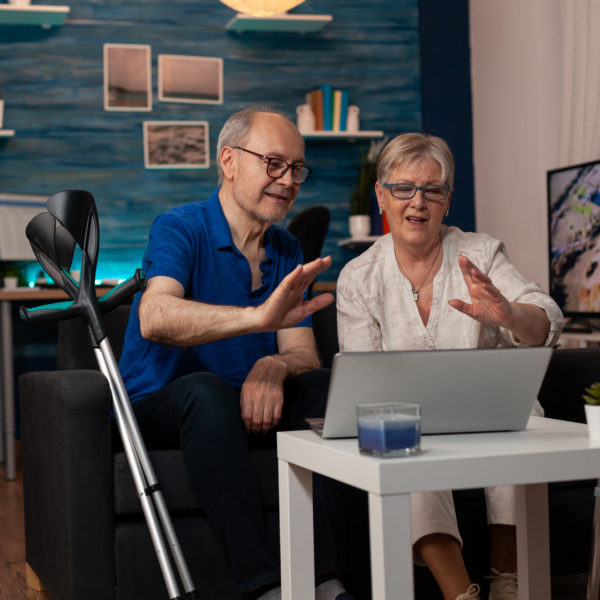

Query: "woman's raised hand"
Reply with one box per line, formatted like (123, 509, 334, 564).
(448, 255, 513, 327)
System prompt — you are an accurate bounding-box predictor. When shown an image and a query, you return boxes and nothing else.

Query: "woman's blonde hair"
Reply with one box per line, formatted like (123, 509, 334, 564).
(376, 133, 455, 187)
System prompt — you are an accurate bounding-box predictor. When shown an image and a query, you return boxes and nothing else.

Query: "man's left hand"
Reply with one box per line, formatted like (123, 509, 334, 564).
(240, 355, 288, 434)
(448, 254, 513, 327)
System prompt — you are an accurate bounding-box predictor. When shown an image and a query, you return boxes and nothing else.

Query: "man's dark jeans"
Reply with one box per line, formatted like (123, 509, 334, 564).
(126, 368, 336, 593)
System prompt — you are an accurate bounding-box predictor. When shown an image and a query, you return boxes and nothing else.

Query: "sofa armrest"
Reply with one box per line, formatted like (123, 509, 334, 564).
(537, 347, 600, 424)
(20, 370, 115, 600)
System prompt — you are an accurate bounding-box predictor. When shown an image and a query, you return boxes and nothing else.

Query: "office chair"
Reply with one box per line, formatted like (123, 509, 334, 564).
(286, 205, 330, 263)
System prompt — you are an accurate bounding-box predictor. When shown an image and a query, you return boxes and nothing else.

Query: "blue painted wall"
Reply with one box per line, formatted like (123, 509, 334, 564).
(419, 0, 474, 235)
(1, 0, 425, 283)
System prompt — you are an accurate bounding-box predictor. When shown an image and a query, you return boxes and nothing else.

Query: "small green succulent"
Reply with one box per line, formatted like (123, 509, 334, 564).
(583, 382, 600, 405)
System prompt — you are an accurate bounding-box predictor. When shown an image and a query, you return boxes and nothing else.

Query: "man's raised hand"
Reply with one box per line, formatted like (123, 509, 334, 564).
(255, 256, 334, 332)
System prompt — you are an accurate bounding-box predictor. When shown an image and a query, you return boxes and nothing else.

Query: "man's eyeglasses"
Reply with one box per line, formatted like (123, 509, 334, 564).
(232, 146, 312, 184)
(382, 182, 450, 202)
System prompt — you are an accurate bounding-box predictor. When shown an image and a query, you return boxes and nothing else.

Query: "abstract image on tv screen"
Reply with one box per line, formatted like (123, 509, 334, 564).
(548, 159, 600, 315)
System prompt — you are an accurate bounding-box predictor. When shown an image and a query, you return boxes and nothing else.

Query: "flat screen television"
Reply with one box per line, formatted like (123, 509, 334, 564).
(547, 159, 600, 323)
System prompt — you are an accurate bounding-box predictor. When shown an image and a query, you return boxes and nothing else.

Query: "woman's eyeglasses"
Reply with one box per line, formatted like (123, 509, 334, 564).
(233, 146, 312, 184)
(382, 182, 450, 202)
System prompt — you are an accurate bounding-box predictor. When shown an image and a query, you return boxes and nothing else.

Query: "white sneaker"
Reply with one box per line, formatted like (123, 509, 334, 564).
(487, 568, 517, 599)
(456, 583, 480, 600)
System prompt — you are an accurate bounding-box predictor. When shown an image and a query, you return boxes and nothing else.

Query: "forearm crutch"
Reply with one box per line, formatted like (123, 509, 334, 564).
(20, 189, 199, 600)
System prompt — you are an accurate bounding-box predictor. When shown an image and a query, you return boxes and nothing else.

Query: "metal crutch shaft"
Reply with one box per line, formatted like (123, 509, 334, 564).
(98, 339, 197, 595)
(95, 347, 184, 599)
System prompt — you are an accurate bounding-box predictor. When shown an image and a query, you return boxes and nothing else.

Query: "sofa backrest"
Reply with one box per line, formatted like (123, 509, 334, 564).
(57, 304, 131, 370)
(537, 346, 600, 423)
(312, 301, 339, 369)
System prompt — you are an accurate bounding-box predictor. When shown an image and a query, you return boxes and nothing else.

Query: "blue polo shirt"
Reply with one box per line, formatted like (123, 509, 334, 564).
(119, 190, 310, 403)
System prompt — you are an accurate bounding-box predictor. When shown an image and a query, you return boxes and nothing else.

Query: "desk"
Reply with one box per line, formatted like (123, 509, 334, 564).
(559, 331, 600, 348)
(278, 416, 598, 600)
(0, 287, 111, 480)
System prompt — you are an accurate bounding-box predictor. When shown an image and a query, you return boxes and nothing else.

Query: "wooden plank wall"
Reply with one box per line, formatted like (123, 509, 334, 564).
(0, 0, 421, 282)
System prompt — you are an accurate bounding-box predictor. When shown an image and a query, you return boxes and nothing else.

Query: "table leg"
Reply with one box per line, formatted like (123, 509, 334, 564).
(1, 300, 15, 480)
(515, 483, 550, 600)
(368, 492, 414, 600)
(278, 459, 315, 600)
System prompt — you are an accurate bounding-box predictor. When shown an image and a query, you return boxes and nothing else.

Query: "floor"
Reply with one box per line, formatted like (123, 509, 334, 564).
(0, 448, 50, 599)
(0, 444, 590, 599)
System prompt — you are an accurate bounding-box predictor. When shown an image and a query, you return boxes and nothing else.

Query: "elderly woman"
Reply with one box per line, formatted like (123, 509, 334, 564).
(336, 133, 563, 600)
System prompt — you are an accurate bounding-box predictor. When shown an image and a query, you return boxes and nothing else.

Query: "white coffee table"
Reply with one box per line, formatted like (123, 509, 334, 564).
(277, 416, 599, 600)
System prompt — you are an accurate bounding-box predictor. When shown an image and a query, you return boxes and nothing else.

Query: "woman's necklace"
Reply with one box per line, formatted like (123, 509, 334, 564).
(395, 238, 442, 302)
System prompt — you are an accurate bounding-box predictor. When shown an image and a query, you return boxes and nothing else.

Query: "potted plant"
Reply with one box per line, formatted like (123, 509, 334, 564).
(349, 137, 387, 238)
(1, 263, 24, 288)
(583, 382, 600, 439)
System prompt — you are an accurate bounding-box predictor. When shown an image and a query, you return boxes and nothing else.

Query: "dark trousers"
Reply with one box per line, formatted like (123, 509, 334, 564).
(125, 368, 337, 593)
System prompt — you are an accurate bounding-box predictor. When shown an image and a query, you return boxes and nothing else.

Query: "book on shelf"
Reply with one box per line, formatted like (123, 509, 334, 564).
(319, 84, 333, 131)
(332, 90, 342, 131)
(310, 89, 324, 131)
(382, 211, 390, 234)
(339, 90, 348, 131)
(305, 86, 350, 132)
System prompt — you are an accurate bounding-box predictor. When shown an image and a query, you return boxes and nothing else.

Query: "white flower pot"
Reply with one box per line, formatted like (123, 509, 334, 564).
(349, 214, 371, 239)
(585, 404, 600, 439)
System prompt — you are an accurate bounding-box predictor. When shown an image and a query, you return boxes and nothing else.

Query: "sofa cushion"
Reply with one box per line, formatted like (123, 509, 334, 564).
(113, 448, 279, 515)
(115, 516, 241, 600)
(58, 305, 131, 370)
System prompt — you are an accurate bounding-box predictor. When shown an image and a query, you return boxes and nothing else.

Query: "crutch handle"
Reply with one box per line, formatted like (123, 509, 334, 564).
(19, 299, 81, 325)
(98, 268, 146, 313)
(19, 269, 146, 327)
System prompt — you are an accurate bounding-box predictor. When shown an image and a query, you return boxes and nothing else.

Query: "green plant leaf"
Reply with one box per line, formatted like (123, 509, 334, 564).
(583, 382, 600, 404)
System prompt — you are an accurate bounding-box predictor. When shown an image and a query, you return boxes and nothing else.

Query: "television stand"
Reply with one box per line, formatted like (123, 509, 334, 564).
(563, 317, 600, 333)
(560, 319, 600, 348)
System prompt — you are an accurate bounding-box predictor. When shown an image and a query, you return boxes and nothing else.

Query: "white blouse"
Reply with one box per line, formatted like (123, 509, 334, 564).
(337, 226, 564, 353)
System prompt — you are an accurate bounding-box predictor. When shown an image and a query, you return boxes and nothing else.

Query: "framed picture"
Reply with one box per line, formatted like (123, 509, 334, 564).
(104, 43, 152, 111)
(143, 121, 210, 169)
(158, 55, 223, 105)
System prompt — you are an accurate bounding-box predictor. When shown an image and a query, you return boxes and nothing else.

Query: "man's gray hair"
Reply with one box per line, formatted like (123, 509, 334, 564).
(216, 108, 294, 184)
(376, 132, 455, 187)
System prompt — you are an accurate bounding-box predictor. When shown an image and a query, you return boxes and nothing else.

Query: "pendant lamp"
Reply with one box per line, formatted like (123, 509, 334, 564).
(219, 0, 305, 17)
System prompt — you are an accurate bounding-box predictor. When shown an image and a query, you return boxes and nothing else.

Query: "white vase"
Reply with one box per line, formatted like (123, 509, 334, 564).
(346, 105, 360, 132)
(349, 214, 371, 239)
(296, 103, 315, 134)
(585, 404, 600, 439)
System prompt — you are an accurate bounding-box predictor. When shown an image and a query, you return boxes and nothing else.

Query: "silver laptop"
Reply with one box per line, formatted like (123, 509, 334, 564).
(307, 346, 553, 438)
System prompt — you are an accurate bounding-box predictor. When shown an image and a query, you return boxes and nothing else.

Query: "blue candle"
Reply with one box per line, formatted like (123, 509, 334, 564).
(357, 412, 421, 457)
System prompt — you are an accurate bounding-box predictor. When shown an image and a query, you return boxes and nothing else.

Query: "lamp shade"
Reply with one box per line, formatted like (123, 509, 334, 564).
(219, 0, 305, 17)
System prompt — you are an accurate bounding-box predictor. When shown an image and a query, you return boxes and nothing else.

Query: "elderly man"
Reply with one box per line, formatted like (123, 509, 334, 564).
(119, 110, 351, 600)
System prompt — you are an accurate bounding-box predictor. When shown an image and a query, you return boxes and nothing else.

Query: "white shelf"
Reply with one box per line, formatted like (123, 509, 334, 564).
(0, 4, 70, 26)
(302, 130, 385, 141)
(226, 12, 332, 33)
(0, 130, 15, 138)
(338, 235, 380, 249)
